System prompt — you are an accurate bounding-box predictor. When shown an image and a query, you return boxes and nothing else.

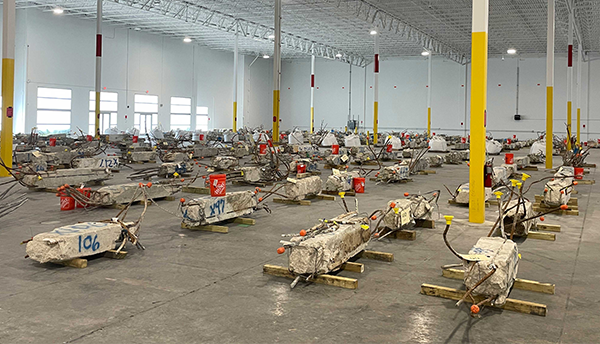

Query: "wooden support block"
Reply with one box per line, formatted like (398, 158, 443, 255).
(356, 250, 394, 262)
(321, 190, 355, 197)
(422, 170, 437, 174)
(181, 222, 228, 233)
(369, 177, 377, 182)
(527, 231, 556, 241)
(340, 262, 365, 273)
(104, 249, 128, 259)
(534, 195, 577, 206)
(394, 230, 416, 241)
(581, 163, 596, 168)
(520, 166, 539, 171)
(448, 199, 490, 208)
(532, 205, 579, 216)
(165, 196, 176, 201)
(441, 268, 555, 295)
(415, 219, 435, 229)
(420, 283, 547, 316)
(56, 258, 88, 269)
(577, 179, 595, 185)
(262, 264, 358, 289)
(231, 217, 256, 225)
(182, 186, 210, 194)
(272, 198, 312, 206)
(536, 223, 561, 232)
(305, 194, 336, 201)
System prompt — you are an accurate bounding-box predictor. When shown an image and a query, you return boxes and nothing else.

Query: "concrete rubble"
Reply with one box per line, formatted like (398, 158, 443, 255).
(240, 167, 262, 183)
(161, 152, 191, 162)
(324, 170, 359, 192)
(454, 183, 493, 204)
(379, 164, 410, 182)
(543, 166, 574, 206)
(211, 156, 238, 170)
(428, 155, 444, 168)
(514, 156, 530, 168)
(284, 176, 322, 200)
(501, 199, 535, 237)
(463, 237, 518, 306)
(90, 182, 179, 205)
(158, 162, 194, 177)
(130, 151, 157, 162)
(286, 212, 370, 275)
(193, 146, 218, 158)
(181, 190, 257, 226)
(72, 156, 120, 169)
(21, 168, 112, 189)
(26, 222, 123, 263)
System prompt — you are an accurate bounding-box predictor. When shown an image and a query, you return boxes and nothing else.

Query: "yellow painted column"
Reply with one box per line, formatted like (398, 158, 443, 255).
(468, 0, 489, 224)
(272, 0, 281, 143)
(373, 32, 379, 144)
(233, 101, 237, 132)
(576, 42, 583, 144)
(546, 0, 555, 169)
(0, 0, 15, 177)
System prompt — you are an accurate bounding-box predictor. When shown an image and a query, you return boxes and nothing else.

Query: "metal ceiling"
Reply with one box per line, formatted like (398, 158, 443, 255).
(13, 0, 600, 64)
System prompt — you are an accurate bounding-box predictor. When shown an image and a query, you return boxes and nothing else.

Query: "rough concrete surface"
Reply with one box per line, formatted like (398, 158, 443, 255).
(1, 149, 599, 343)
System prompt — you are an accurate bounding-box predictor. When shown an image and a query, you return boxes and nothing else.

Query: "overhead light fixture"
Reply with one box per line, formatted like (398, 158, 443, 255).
(507, 48, 517, 55)
(370, 29, 378, 35)
(183, 37, 192, 43)
(336, 53, 343, 58)
(53, 7, 64, 14)
(421, 51, 430, 56)
(268, 34, 275, 39)
(263, 55, 270, 59)
(134, 27, 141, 31)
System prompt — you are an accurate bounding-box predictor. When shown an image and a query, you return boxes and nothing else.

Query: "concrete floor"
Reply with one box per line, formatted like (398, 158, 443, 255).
(1, 147, 599, 343)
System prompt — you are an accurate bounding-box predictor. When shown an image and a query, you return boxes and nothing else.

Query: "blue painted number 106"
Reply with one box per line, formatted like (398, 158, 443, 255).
(78, 234, 100, 252)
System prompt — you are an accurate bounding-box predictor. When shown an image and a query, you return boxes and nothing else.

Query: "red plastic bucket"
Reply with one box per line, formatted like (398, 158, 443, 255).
(86, 135, 93, 142)
(209, 174, 227, 197)
(199, 134, 205, 141)
(76, 188, 91, 209)
(332, 144, 339, 155)
(49, 138, 57, 147)
(507, 138, 512, 144)
(60, 196, 75, 211)
(513, 135, 517, 139)
(297, 163, 306, 174)
(574, 167, 584, 180)
(132, 136, 139, 143)
(461, 137, 467, 144)
(259, 144, 267, 155)
(353, 177, 365, 193)
(505, 153, 514, 164)
(386, 144, 393, 153)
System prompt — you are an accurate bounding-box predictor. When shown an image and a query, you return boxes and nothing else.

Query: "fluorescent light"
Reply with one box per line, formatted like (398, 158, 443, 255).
(268, 34, 275, 39)
(421, 51, 430, 56)
(507, 48, 517, 55)
(134, 27, 141, 31)
(53, 7, 64, 14)
(183, 37, 192, 43)
(336, 53, 343, 58)
(263, 55, 270, 59)
(370, 29, 378, 35)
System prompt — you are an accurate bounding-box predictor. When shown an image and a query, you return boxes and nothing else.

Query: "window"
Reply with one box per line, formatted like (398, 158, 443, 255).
(196, 106, 209, 131)
(170, 97, 191, 131)
(89, 91, 118, 134)
(37, 87, 71, 134)
(134, 94, 159, 134)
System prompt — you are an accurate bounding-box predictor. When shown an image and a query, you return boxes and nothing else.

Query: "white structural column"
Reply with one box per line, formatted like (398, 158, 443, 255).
(427, 51, 432, 137)
(468, 0, 489, 224)
(272, 0, 281, 143)
(373, 33, 380, 144)
(0, 0, 15, 177)
(566, 13, 573, 150)
(310, 55, 315, 133)
(576, 42, 582, 144)
(546, 0, 555, 169)
(94, 0, 102, 138)
(233, 33, 238, 132)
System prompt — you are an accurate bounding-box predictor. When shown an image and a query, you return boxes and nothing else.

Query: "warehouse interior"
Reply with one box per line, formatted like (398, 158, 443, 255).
(1, 0, 600, 343)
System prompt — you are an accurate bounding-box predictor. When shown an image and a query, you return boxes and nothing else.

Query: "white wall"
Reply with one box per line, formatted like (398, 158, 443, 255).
(5, 8, 267, 134)
(280, 55, 600, 140)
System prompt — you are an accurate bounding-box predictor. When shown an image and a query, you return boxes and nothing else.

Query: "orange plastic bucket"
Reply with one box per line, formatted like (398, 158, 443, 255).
(209, 174, 227, 197)
(259, 144, 267, 155)
(60, 196, 75, 211)
(505, 153, 514, 164)
(574, 167, 584, 180)
(132, 136, 139, 143)
(297, 163, 306, 174)
(353, 177, 365, 193)
(332, 144, 339, 155)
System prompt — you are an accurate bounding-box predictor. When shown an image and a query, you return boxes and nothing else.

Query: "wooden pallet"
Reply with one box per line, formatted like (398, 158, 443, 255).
(109, 196, 175, 210)
(305, 194, 336, 201)
(420, 284, 547, 316)
(272, 198, 311, 206)
(580, 163, 596, 168)
(321, 190, 356, 197)
(181, 217, 255, 233)
(441, 268, 555, 295)
(535, 223, 561, 232)
(448, 199, 491, 208)
(53, 249, 127, 269)
(534, 195, 578, 207)
(576, 179, 595, 185)
(263, 250, 393, 289)
(518, 166, 539, 171)
(532, 203, 579, 216)
(182, 186, 210, 194)
(323, 164, 346, 170)
(416, 170, 437, 175)
(416, 219, 436, 229)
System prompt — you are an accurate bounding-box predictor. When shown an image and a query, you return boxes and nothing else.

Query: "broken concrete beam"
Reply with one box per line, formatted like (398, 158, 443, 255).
(240, 167, 261, 183)
(284, 176, 322, 201)
(543, 178, 573, 207)
(463, 237, 518, 306)
(192, 147, 218, 158)
(454, 183, 492, 204)
(158, 162, 194, 177)
(26, 222, 123, 263)
(90, 182, 179, 205)
(72, 157, 120, 169)
(502, 199, 535, 237)
(324, 171, 359, 192)
(130, 151, 157, 162)
(161, 152, 191, 162)
(211, 156, 238, 170)
(22, 168, 112, 189)
(287, 212, 370, 275)
(429, 155, 444, 168)
(181, 190, 257, 226)
(383, 199, 413, 230)
(515, 156, 530, 167)
(379, 164, 410, 182)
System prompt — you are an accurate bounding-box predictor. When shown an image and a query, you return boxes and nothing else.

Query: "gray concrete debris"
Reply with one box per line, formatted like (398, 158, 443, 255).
(240, 167, 261, 182)
(182, 190, 257, 226)
(72, 157, 120, 169)
(286, 212, 370, 275)
(130, 151, 157, 162)
(90, 182, 179, 205)
(26, 222, 122, 263)
(383, 199, 414, 230)
(21, 168, 112, 189)
(403, 158, 430, 173)
(211, 156, 239, 170)
(528, 153, 544, 164)
(284, 176, 322, 200)
(161, 152, 191, 162)
(444, 152, 463, 165)
(544, 178, 572, 206)
(454, 142, 469, 150)
(455, 183, 493, 204)
(429, 155, 444, 168)
(325, 154, 349, 167)
(501, 199, 535, 237)
(379, 164, 410, 182)
(463, 237, 518, 306)
(515, 156, 530, 167)
(193, 146, 218, 158)
(324, 170, 359, 192)
(158, 162, 195, 177)
(492, 166, 509, 186)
